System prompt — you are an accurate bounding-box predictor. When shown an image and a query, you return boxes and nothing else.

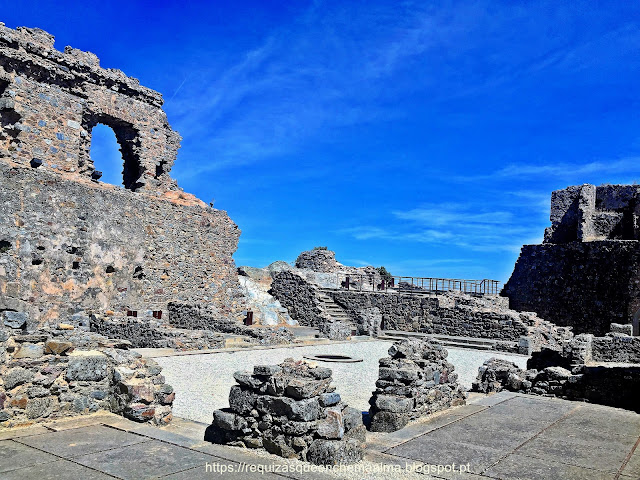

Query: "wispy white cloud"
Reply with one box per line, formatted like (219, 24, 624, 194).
(338, 201, 542, 253)
(453, 157, 640, 182)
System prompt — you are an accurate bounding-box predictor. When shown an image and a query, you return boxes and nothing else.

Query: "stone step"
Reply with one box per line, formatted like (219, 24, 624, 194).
(379, 330, 509, 351)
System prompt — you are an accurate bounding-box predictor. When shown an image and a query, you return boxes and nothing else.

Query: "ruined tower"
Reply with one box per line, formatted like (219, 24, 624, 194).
(504, 184, 640, 336)
(0, 25, 242, 330)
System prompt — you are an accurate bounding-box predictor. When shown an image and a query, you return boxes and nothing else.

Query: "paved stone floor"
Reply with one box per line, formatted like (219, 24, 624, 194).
(0, 392, 638, 479)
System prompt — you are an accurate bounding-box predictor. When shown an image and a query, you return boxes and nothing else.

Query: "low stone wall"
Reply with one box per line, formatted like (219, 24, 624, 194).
(369, 339, 466, 432)
(472, 356, 640, 413)
(166, 302, 295, 346)
(0, 322, 174, 427)
(89, 315, 226, 350)
(206, 359, 365, 465)
(591, 335, 640, 363)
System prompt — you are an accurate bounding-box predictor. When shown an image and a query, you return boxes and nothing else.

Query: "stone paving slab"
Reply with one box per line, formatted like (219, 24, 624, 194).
(72, 439, 217, 479)
(0, 440, 59, 474)
(482, 452, 618, 480)
(383, 394, 640, 479)
(367, 404, 487, 452)
(0, 425, 51, 440)
(515, 432, 634, 474)
(1, 458, 115, 480)
(16, 424, 148, 458)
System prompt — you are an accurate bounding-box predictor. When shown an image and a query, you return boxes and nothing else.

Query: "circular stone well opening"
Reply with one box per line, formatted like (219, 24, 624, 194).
(303, 354, 363, 363)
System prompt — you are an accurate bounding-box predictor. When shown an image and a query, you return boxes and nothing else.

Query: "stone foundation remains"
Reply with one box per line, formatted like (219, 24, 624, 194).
(504, 184, 640, 335)
(206, 358, 365, 465)
(0, 319, 174, 427)
(369, 339, 466, 432)
(473, 328, 640, 413)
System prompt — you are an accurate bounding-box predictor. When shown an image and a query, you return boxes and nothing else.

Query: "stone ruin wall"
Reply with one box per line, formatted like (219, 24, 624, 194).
(0, 25, 242, 329)
(504, 184, 640, 336)
(270, 267, 571, 353)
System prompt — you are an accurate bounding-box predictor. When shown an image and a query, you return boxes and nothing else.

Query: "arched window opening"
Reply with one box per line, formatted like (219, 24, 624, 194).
(89, 123, 125, 187)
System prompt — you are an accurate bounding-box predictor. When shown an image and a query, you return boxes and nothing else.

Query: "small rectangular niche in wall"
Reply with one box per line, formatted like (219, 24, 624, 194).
(152, 311, 162, 319)
(126, 310, 138, 317)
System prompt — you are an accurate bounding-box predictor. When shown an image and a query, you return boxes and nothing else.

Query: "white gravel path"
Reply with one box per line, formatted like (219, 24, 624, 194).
(155, 341, 527, 424)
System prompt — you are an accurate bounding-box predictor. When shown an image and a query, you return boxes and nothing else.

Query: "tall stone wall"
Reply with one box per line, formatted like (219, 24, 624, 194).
(504, 184, 640, 336)
(0, 25, 242, 330)
(0, 162, 241, 328)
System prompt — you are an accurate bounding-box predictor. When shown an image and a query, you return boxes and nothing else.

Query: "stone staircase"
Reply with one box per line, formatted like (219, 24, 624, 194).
(378, 330, 518, 352)
(317, 291, 354, 327)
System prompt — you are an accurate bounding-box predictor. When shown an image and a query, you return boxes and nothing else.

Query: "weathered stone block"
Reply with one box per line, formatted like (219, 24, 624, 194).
(316, 408, 344, 439)
(13, 344, 44, 359)
(66, 352, 109, 381)
(306, 438, 363, 465)
(213, 409, 248, 431)
(256, 396, 321, 422)
(285, 378, 329, 400)
(369, 411, 409, 432)
(125, 403, 156, 422)
(229, 385, 257, 415)
(44, 340, 74, 355)
(4, 367, 34, 389)
(319, 392, 341, 407)
(254, 365, 282, 376)
(26, 397, 55, 419)
(374, 394, 413, 413)
(2, 311, 27, 329)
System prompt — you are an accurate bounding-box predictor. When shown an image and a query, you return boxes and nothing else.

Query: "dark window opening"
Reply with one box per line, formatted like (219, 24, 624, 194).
(0, 240, 10, 253)
(152, 311, 162, 319)
(0, 79, 21, 147)
(36, 245, 45, 251)
(127, 310, 138, 317)
(66, 246, 78, 254)
(133, 266, 144, 279)
(72, 261, 80, 269)
(105, 265, 116, 273)
(32, 258, 43, 265)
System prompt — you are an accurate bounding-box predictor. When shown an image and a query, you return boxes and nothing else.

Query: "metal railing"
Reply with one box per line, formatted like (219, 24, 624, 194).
(335, 273, 501, 296)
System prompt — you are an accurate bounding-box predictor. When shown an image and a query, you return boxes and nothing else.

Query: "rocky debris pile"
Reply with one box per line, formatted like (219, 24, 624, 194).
(472, 357, 581, 398)
(0, 319, 174, 427)
(206, 358, 365, 465)
(295, 249, 344, 272)
(472, 358, 537, 393)
(369, 339, 466, 432)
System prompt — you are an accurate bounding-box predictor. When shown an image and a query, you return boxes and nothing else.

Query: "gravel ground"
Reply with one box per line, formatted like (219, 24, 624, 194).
(155, 341, 527, 424)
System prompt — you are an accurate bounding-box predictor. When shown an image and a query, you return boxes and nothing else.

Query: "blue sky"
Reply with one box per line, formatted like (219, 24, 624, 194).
(4, 1, 640, 281)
